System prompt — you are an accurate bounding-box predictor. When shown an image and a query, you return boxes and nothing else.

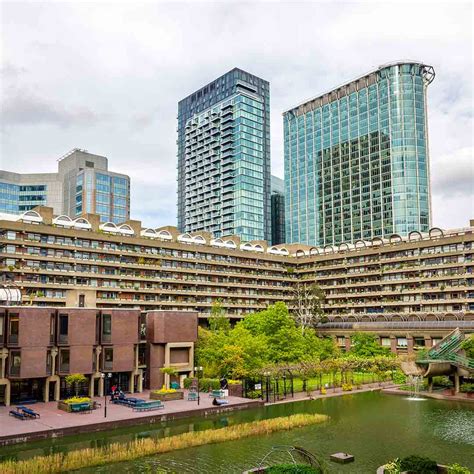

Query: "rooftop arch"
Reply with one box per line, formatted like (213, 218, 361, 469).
(20, 210, 42, 223)
(429, 227, 444, 238)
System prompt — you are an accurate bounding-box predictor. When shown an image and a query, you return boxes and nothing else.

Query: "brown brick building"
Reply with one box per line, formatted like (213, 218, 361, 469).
(0, 307, 197, 406)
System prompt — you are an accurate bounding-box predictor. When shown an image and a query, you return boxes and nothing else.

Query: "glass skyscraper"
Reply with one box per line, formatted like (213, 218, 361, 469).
(283, 61, 435, 246)
(177, 68, 271, 242)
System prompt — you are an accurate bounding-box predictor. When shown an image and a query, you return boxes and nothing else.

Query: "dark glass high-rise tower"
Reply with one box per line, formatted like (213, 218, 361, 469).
(283, 61, 435, 246)
(177, 68, 271, 242)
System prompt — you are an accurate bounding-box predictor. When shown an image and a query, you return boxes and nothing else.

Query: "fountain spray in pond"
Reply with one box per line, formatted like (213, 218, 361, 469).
(407, 375, 426, 401)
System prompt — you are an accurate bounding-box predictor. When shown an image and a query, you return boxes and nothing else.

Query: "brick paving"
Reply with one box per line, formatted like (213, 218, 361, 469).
(0, 390, 259, 441)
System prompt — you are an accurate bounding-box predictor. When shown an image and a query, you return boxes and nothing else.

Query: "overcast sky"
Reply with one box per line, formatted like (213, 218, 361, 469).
(1, 0, 473, 231)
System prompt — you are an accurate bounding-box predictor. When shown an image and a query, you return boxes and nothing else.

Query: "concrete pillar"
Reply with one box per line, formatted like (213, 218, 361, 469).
(137, 369, 143, 393)
(98, 376, 104, 397)
(390, 336, 397, 354)
(89, 376, 95, 398)
(454, 373, 460, 394)
(428, 376, 433, 393)
(424, 336, 432, 348)
(0, 349, 8, 379)
(129, 372, 134, 393)
(44, 381, 49, 402)
(407, 336, 414, 354)
(344, 336, 351, 352)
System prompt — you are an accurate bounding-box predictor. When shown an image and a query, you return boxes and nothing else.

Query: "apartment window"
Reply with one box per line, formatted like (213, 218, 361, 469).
(58, 314, 68, 344)
(59, 349, 70, 373)
(336, 336, 345, 347)
(8, 314, 19, 344)
(49, 313, 55, 344)
(381, 337, 391, 348)
(102, 314, 111, 343)
(397, 337, 408, 348)
(78, 294, 85, 307)
(104, 347, 113, 370)
(9, 350, 21, 376)
(413, 337, 425, 348)
(95, 313, 100, 344)
(46, 350, 52, 375)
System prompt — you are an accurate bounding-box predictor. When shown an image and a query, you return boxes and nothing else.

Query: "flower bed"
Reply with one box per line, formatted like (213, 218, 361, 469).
(58, 397, 92, 412)
(150, 388, 184, 401)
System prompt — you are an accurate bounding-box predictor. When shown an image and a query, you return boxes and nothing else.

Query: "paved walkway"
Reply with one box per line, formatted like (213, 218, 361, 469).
(0, 390, 260, 443)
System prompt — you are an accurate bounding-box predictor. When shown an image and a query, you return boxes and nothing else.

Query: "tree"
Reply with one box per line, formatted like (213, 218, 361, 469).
(291, 282, 327, 333)
(65, 373, 87, 397)
(461, 334, 474, 359)
(349, 332, 391, 357)
(160, 367, 179, 389)
(208, 300, 231, 332)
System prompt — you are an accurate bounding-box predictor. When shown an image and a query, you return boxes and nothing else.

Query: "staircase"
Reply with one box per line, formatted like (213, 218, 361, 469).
(418, 328, 474, 373)
(426, 328, 464, 360)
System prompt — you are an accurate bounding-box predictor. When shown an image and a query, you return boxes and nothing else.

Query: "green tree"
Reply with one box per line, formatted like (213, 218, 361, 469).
(349, 332, 391, 357)
(460, 334, 474, 358)
(208, 300, 231, 332)
(65, 373, 87, 397)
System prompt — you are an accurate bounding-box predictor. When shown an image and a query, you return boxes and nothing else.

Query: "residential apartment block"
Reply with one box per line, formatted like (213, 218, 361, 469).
(284, 61, 435, 246)
(177, 68, 271, 242)
(0, 307, 197, 406)
(0, 149, 130, 224)
(0, 207, 473, 358)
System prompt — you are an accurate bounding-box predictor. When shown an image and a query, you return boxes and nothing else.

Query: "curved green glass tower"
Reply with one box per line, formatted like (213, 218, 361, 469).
(283, 61, 435, 246)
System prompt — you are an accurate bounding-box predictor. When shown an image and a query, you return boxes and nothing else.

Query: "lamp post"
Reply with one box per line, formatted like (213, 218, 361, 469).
(264, 371, 271, 403)
(194, 366, 202, 405)
(101, 372, 112, 418)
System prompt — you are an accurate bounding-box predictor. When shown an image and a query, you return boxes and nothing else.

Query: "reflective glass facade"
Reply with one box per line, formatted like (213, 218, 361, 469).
(178, 68, 271, 241)
(0, 183, 47, 214)
(76, 171, 129, 223)
(284, 62, 434, 246)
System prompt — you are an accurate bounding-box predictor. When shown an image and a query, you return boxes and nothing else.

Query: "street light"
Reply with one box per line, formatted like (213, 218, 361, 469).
(194, 366, 203, 405)
(101, 372, 112, 418)
(263, 371, 271, 403)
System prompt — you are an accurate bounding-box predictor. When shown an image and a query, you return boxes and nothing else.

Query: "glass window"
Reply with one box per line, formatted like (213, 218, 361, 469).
(8, 314, 19, 344)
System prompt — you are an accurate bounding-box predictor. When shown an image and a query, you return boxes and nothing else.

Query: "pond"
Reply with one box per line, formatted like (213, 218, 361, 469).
(2, 392, 473, 472)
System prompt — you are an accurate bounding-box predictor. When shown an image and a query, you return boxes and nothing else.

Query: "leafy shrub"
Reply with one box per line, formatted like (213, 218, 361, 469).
(342, 383, 353, 391)
(460, 334, 474, 358)
(266, 464, 321, 473)
(183, 377, 220, 392)
(392, 370, 407, 384)
(447, 463, 471, 474)
(245, 390, 262, 399)
(384, 458, 401, 474)
(432, 376, 453, 388)
(64, 396, 91, 404)
(460, 383, 474, 393)
(399, 455, 437, 473)
(228, 379, 241, 385)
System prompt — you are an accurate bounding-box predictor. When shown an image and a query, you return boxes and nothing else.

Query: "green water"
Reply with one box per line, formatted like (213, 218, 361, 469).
(2, 392, 473, 473)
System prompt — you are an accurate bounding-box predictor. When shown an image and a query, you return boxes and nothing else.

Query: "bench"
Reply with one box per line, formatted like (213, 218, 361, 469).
(187, 391, 198, 401)
(17, 406, 40, 419)
(9, 410, 27, 420)
(133, 401, 164, 412)
(209, 390, 225, 398)
(70, 402, 92, 413)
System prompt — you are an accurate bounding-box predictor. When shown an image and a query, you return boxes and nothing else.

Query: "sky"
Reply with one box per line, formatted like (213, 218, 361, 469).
(1, 0, 473, 230)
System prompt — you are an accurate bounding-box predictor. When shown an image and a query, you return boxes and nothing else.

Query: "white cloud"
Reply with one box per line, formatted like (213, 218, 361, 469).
(0, 1, 472, 230)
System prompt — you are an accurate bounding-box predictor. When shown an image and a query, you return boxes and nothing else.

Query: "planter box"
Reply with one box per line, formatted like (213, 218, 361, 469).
(57, 400, 93, 412)
(150, 391, 184, 401)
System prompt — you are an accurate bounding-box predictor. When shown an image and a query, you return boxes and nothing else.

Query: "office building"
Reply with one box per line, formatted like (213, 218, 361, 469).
(284, 61, 435, 246)
(177, 68, 271, 242)
(0, 149, 130, 224)
(271, 175, 286, 245)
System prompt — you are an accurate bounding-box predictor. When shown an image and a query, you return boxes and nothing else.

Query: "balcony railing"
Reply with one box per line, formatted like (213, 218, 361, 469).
(8, 334, 18, 345)
(58, 334, 68, 344)
(59, 363, 70, 373)
(103, 361, 113, 370)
